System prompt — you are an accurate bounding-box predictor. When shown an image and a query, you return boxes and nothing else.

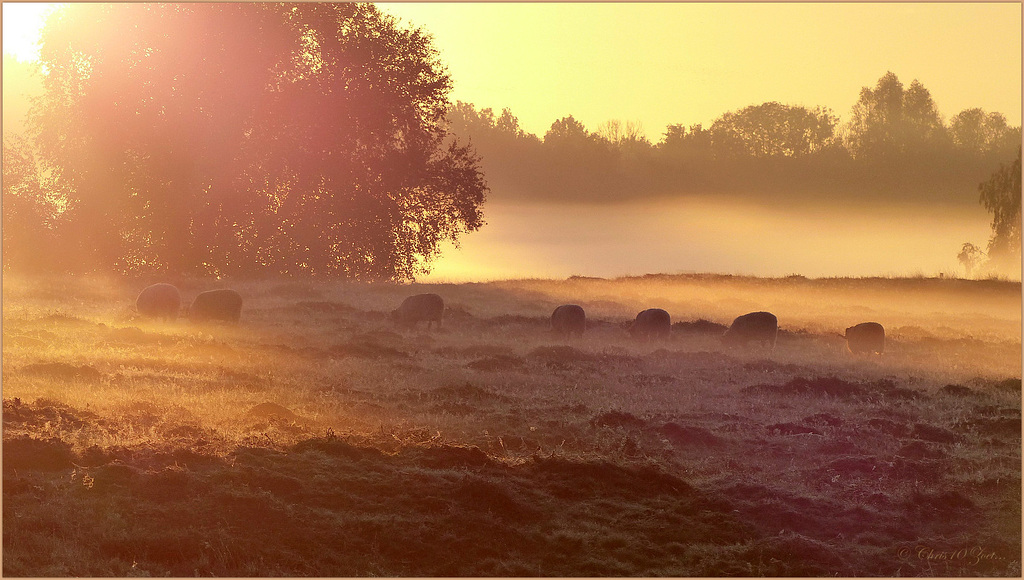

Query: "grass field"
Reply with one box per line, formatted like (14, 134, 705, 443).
(2, 273, 1021, 576)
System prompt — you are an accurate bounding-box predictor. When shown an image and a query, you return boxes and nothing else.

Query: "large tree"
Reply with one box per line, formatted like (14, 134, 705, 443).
(31, 2, 486, 279)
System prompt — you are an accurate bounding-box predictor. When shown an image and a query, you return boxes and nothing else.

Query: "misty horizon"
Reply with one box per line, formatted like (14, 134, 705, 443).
(2, 3, 1019, 283)
(419, 196, 997, 282)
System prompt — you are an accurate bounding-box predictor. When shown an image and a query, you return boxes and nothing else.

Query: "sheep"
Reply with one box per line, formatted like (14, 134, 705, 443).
(392, 293, 444, 330)
(845, 322, 885, 354)
(629, 308, 671, 340)
(722, 311, 778, 349)
(188, 289, 242, 323)
(136, 283, 181, 321)
(551, 304, 586, 337)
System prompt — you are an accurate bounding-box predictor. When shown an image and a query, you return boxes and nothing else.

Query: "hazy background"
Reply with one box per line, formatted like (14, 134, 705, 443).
(3, 2, 1020, 282)
(421, 199, 992, 281)
(379, 2, 1021, 282)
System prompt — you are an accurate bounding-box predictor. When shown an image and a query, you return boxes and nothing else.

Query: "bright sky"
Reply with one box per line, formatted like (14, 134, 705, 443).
(378, 2, 1022, 139)
(1, 2, 59, 60)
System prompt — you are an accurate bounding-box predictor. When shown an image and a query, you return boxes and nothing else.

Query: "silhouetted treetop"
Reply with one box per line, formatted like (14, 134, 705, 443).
(950, 109, 1019, 156)
(544, 115, 596, 147)
(709, 102, 838, 158)
(843, 71, 947, 159)
(446, 101, 538, 144)
(29, 2, 486, 279)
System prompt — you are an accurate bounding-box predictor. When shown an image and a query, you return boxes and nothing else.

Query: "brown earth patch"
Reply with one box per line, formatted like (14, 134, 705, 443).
(866, 417, 911, 438)
(4, 436, 75, 471)
(437, 344, 516, 358)
(591, 410, 646, 430)
(19, 362, 104, 382)
(628, 373, 679, 388)
(743, 376, 924, 401)
(743, 359, 808, 374)
(910, 422, 963, 444)
(940, 383, 978, 397)
(963, 416, 1021, 438)
(466, 354, 526, 372)
(896, 440, 946, 460)
(246, 402, 298, 422)
(660, 423, 723, 447)
(767, 422, 823, 436)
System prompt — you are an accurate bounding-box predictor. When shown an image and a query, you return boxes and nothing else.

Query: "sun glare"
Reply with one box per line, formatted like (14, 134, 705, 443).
(2, 2, 61, 62)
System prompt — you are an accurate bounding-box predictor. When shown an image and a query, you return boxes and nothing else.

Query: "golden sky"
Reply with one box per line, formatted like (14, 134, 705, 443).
(378, 2, 1022, 139)
(5, 2, 1021, 139)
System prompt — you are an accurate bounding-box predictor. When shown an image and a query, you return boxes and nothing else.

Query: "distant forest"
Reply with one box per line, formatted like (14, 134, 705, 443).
(447, 72, 1021, 208)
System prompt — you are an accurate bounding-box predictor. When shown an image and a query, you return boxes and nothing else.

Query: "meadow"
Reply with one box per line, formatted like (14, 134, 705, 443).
(2, 272, 1021, 576)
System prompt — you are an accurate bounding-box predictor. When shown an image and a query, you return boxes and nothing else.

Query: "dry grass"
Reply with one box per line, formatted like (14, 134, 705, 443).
(2, 273, 1021, 576)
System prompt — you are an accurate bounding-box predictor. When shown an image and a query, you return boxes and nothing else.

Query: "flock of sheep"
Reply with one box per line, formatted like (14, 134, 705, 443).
(554, 299, 884, 355)
(136, 283, 242, 323)
(135, 285, 886, 355)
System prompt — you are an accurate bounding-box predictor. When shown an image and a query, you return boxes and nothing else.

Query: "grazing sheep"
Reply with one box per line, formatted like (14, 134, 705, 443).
(722, 311, 778, 349)
(392, 293, 444, 330)
(551, 304, 586, 337)
(136, 283, 181, 321)
(629, 308, 671, 340)
(188, 289, 243, 323)
(845, 322, 885, 354)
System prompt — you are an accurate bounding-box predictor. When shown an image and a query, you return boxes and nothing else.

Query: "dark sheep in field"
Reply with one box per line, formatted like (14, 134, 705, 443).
(392, 293, 444, 330)
(551, 304, 586, 337)
(722, 311, 778, 349)
(136, 283, 181, 321)
(629, 308, 671, 340)
(188, 289, 243, 323)
(845, 322, 885, 354)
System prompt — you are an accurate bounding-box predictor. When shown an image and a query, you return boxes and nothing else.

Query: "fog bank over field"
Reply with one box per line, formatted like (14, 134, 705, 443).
(421, 196, 996, 282)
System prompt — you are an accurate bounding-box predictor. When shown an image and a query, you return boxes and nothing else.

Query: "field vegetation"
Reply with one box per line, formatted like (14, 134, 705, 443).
(3, 273, 1021, 576)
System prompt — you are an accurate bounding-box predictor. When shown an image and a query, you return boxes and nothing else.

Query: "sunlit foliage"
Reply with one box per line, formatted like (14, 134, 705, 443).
(2, 135, 63, 272)
(29, 3, 486, 280)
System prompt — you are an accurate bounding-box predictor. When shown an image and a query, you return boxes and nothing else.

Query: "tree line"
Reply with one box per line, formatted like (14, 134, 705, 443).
(447, 71, 1019, 206)
(444, 72, 1020, 272)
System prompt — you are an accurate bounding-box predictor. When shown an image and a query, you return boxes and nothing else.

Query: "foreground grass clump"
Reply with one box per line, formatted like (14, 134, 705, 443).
(3, 274, 1021, 576)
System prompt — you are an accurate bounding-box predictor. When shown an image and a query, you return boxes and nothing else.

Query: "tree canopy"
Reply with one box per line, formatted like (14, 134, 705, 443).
(27, 2, 486, 279)
(843, 71, 946, 159)
(709, 102, 838, 158)
(2, 134, 59, 272)
(978, 146, 1022, 269)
